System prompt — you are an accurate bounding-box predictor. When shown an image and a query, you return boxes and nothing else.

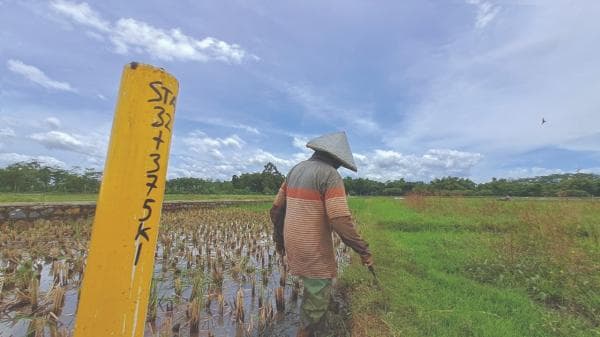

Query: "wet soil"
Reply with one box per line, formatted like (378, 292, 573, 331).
(0, 208, 352, 337)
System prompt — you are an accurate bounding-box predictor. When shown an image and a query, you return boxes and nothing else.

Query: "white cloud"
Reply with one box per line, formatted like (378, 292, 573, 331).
(50, 0, 110, 32)
(236, 125, 260, 135)
(0, 127, 16, 138)
(0, 152, 66, 168)
(45, 117, 61, 130)
(181, 131, 245, 160)
(169, 149, 307, 180)
(169, 131, 310, 179)
(30, 131, 85, 152)
(292, 136, 311, 152)
(577, 167, 600, 175)
(112, 19, 251, 63)
(245, 148, 300, 168)
(221, 135, 244, 148)
(170, 144, 481, 182)
(496, 166, 600, 180)
(50, 1, 256, 64)
(352, 148, 483, 181)
(466, 0, 500, 29)
(504, 166, 565, 179)
(29, 130, 106, 157)
(7, 59, 76, 92)
(172, 130, 481, 182)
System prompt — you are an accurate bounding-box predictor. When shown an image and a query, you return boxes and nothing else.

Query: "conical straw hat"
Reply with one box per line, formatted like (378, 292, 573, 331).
(306, 131, 357, 172)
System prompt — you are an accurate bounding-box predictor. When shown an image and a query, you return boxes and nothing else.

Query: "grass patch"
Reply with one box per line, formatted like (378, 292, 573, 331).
(0, 193, 98, 203)
(341, 197, 599, 337)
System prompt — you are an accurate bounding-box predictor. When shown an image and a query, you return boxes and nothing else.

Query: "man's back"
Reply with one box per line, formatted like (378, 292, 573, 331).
(280, 156, 351, 278)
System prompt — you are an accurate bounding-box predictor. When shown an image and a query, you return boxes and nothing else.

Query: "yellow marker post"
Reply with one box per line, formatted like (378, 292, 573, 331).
(74, 62, 178, 337)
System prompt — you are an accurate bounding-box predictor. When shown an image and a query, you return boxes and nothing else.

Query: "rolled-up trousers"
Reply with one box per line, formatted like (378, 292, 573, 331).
(300, 277, 332, 327)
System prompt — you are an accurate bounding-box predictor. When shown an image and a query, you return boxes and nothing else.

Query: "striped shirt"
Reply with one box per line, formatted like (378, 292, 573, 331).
(272, 155, 354, 278)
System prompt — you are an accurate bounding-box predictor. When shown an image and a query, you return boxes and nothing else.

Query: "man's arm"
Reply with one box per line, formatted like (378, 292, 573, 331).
(330, 216, 373, 266)
(323, 173, 373, 266)
(270, 181, 287, 254)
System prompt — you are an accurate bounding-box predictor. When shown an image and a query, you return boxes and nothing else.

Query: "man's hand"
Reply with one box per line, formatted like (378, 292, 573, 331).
(276, 243, 285, 257)
(361, 254, 374, 267)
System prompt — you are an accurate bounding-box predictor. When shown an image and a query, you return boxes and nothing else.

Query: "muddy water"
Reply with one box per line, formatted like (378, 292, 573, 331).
(0, 209, 350, 337)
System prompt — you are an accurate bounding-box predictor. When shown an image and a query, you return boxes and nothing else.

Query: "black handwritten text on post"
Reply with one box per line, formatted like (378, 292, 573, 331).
(134, 81, 176, 266)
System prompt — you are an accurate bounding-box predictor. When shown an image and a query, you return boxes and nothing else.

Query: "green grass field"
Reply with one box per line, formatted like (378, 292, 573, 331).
(341, 196, 599, 337)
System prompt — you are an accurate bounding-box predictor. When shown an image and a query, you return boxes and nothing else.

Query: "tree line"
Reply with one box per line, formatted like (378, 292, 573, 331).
(0, 161, 102, 193)
(1, 160, 599, 197)
(167, 163, 284, 195)
(343, 175, 600, 197)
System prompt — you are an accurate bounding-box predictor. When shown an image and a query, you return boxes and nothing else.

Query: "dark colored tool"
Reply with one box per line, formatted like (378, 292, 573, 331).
(368, 265, 381, 288)
(368, 265, 389, 312)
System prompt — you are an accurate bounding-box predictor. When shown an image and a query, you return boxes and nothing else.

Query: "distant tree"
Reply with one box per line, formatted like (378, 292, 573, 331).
(410, 182, 431, 195)
(260, 162, 284, 194)
(382, 179, 411, 195)
(82, 169, 102, 193)
(166, 177, 236, 194)
(0, 161, 101, 193)
(231, 175, 240, 189)
(231, 162, 284, 194)
(478, 178, 511, 196)
(343, 177, 384, 195)
(430, 177, 476, 194)
(235, 172, 263, 193)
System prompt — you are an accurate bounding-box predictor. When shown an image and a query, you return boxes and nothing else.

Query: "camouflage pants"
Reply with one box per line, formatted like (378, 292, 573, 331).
(300, 277, 332, 327)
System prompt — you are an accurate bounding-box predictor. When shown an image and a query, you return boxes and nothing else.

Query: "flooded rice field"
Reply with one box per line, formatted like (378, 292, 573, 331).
(0, 207, 350, 337)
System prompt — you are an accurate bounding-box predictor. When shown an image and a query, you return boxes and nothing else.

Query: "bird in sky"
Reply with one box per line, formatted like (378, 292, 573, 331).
(541, 118, 547, 125)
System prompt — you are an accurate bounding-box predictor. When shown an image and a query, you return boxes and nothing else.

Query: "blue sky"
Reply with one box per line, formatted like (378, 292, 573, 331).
(1, 0, 599, 182)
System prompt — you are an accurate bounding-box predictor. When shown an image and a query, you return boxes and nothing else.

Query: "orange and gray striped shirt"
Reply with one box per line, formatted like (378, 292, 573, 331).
(271, 154, 370, 279)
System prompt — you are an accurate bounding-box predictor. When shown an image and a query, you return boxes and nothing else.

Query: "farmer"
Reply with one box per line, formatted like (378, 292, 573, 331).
(270, 131, 373, 337)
